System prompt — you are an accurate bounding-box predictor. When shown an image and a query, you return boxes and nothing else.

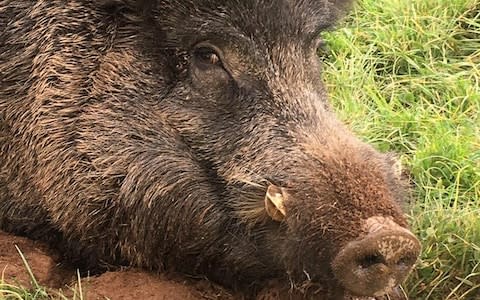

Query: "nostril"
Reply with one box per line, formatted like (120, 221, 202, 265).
(358, 253, 386, 269)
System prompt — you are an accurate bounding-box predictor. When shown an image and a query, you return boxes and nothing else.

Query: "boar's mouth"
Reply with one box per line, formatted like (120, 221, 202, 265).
(331, 217, 421, 297)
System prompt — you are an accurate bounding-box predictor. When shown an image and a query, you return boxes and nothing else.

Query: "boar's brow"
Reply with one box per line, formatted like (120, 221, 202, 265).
(158, 0, 342, 50)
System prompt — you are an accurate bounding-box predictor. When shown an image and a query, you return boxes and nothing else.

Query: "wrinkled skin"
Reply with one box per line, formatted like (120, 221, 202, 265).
(0, 0, 420, 299)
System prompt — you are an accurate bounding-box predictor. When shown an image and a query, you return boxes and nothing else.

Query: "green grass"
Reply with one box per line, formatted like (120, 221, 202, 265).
(0, 281, 82, 300)
(322, 0, 480, 298)
(0, 276, 82, 300)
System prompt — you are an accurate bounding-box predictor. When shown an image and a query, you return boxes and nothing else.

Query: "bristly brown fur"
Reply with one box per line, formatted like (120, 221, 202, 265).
(0, 1, 415, 299)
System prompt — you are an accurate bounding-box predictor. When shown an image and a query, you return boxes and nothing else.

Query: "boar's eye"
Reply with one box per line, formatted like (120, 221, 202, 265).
(191, 43, 231, 88)
(193, 46, 223, 68)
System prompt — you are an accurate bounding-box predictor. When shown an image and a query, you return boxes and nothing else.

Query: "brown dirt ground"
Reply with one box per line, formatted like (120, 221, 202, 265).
(0, 231, 405, 300)
(79, 271, 235, 300)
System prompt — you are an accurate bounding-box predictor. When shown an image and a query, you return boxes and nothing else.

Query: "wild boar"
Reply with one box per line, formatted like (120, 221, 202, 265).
(0, 0, 420, 299)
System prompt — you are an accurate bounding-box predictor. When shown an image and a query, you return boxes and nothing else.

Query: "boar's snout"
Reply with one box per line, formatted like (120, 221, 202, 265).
(331, 217, 420, 297)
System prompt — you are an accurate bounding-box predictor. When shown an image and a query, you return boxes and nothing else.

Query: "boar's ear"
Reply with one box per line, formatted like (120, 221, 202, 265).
(385, 153, 404, 181)
(327, 0, 355, 19)
(265, 185, 287, 222)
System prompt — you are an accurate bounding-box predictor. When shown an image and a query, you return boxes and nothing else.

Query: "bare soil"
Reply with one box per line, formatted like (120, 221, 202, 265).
(80, 271, 234, 300)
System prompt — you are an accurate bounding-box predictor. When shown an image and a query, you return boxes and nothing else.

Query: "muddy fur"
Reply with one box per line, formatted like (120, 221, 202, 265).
(1, 1, 413, 299)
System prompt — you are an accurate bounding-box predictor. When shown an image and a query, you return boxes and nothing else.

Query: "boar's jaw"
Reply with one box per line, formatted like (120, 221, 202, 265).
(331, 216, 420, 297)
